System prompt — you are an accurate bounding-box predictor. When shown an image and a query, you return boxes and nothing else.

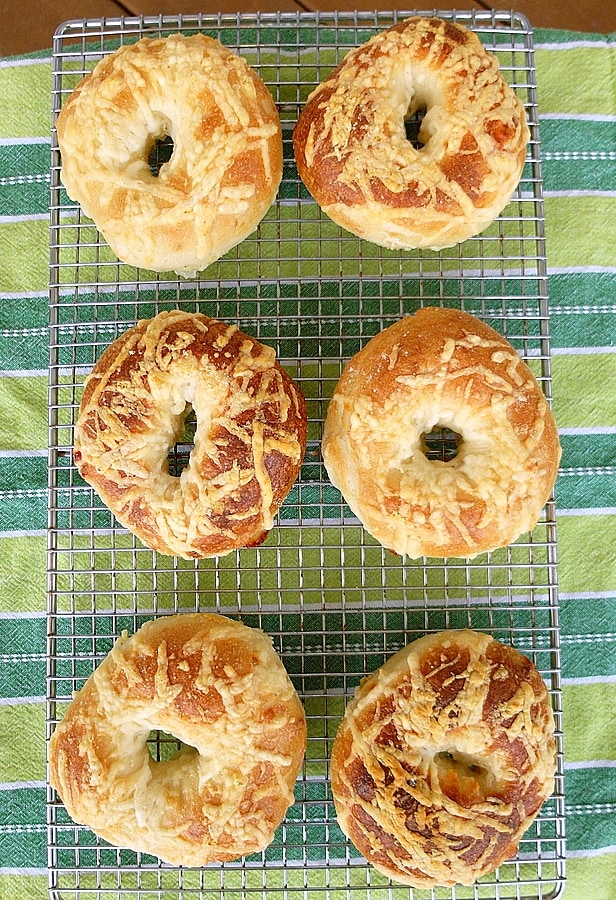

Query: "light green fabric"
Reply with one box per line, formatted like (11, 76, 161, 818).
(0, 220, 49, 292)
(544, 196, 616, 269)
(535, 43, 616, 115)
(0, 61, 52, 138)
(1, 20, 615, 900)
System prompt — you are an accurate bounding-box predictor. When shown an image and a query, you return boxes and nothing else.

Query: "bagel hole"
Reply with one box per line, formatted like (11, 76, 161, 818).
(404, 106, 427, 150)
(434, 750, 491, 805)
(148, 134, 174, 177)
(168, 405, 197, 477)
(147, 729, 184, 762)
(421, 426, 462, 462)
(435, 750, 486, 777)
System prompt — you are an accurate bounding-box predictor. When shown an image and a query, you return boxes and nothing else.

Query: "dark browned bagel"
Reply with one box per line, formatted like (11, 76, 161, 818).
(293, 17, 529, 249)
(74, 310, 307, 558)
(330, 629, 557, 887)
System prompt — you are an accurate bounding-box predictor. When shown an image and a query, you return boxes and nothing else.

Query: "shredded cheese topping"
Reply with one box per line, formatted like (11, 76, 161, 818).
(322, 308, 561, 559)
(49, 614, 307, 867)
(331, 630, 556, 888)
(293, 17, 529, 250)
(74, 310, 306, 559)
(57, 34, 283, 274)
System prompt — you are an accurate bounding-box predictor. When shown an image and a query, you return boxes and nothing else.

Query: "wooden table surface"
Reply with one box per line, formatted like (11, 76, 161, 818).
(1, 0, 616, 56)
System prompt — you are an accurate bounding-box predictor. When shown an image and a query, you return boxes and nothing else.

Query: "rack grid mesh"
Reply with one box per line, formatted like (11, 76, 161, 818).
(47, 10, 566, 900)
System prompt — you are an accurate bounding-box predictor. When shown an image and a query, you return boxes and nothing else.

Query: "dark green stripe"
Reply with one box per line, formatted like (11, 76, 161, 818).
(549, 271, 615, 309)
(540, 119, 616, 194)
(0, 183, 49, 217)
(0, 290, 48, 376)
(0, 787, 46, 868)
(551, 310, 616, 350)
(548, 271, 616, 349)
(0, 295, 47, 330)
(1, 767, 614, 862)
(565, 765, 616, 853)
(1, 434, 613, 540)
(0, 616, 45, 657)
(39, 278, 616, 371)
(0, 658, 45, 698)
(543, 156, 616, 194)
(0, 829, 46, 869)
(25, 283, 555, 372)
(0, 456, 47, 492)
(0, 143, 49, 180)
(0, 142, 49, 217)
(27, 594, 616, 700)
(15, 473, 616, 538)
(0, 291, 49, 330)
(0, 787, 44, 826)
(0, 276, 606, 368)
(0, 615, 45, 703)
(0, 329, 47, 371)
(537, 28, 613, 42)
(0, 492, 46, 533)
(561, 597, 616, 679)
(6, 121, 616, 215)
(559, 433, 616, 470)
(541, 118, 616, 156)
(556, 473, 616, 511)
(0, 457, 48, 534)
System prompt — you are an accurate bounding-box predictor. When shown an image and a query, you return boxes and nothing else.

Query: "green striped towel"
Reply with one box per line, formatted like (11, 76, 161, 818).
(1, 19, 616, 900)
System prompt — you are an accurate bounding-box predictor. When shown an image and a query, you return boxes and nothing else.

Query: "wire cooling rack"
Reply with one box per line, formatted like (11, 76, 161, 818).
(47, 10, 566, 900)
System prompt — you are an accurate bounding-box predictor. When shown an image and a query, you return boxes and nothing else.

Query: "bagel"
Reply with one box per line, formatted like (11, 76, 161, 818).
(330, 629, 557, 887)
(48, 613, 307, 866)
(74, 310, 307, 558)
(56, 33, 283, 275)
(322, 307, 561, 558)
(293, 16, 529, 250)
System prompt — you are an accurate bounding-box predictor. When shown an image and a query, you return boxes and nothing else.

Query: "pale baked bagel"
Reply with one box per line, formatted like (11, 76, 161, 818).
(331, 629, 556, 887)
(74, 310, 307, 558)
(322, 307, 561, 558)
(49, 613, 307, 866)
(293, 16, 529, 249)
(56, 34, 283, 275)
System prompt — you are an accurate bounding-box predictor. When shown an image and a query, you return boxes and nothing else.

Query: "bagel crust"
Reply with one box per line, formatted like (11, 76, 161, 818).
(322, 307, 561, 558)
(74, 310, 307, 558)
(330, 630, 556, 887)
(56, 34, 283, 275)
(293, 17, 529, 249)
(49, 613, 307, 866)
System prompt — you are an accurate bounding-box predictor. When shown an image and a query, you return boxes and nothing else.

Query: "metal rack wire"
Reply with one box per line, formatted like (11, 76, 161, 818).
(47, 10, 566, 900)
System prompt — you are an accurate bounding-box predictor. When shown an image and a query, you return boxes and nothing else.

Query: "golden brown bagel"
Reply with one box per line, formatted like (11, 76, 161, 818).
(56, 34, 283, 275)
(330, 629, 557, 887)
(293, 16, 529, 249)
(322, 307, 561, 558)
(74, 310, 307, 558)
(49, 613, 307, 867)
